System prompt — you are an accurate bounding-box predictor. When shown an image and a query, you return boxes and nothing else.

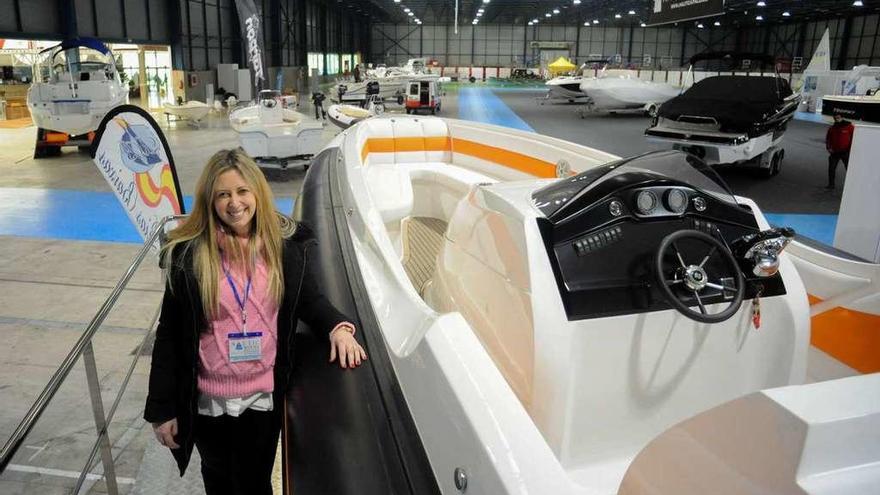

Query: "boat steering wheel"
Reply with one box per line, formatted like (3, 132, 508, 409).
(654, 230, 744, 324)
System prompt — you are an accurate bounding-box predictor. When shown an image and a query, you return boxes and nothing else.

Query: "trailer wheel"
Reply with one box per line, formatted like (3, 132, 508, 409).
(761, 151, 781, 178)
(647, 104, 659, 118)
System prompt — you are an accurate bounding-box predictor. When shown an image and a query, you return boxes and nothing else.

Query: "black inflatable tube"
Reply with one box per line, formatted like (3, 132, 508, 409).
(284, 148, 440, 494)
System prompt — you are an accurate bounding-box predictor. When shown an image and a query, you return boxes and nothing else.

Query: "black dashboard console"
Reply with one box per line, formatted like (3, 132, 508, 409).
(533, 151, 787, 321)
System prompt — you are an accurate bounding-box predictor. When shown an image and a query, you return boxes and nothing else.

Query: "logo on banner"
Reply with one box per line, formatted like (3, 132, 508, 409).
(244, 14, 264, 85)
(95, 115, 182, 239)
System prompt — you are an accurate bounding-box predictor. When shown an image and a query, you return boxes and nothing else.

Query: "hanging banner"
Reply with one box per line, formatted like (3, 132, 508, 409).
(648, 0, 725, 27)
(233, 0, 267, 90)
(90, 105, 185, 242)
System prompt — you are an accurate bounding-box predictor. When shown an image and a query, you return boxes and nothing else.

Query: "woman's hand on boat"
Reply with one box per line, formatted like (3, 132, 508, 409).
(152, 418, 180, 449)
(329, 322, 367, 369)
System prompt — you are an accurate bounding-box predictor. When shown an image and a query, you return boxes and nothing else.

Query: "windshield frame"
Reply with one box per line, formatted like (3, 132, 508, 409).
(532, 151, 738, 220)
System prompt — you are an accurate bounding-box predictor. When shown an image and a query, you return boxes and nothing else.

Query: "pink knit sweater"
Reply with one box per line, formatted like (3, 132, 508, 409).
(197, 252, 279, 398)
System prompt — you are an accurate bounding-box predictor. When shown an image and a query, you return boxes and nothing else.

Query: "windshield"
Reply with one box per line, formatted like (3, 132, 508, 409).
(42, 46, 114, 82)
(533, 151, 737, 219)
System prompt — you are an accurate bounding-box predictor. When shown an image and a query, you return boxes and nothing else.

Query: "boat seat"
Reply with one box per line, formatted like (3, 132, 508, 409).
(363, 164, 414, 224)
(355, 117, 452, 167)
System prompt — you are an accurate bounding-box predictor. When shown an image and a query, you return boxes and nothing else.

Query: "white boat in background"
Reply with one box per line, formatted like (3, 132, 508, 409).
(543, 61, 608, 102)
(27, 37, 127, 136)
(544, 74, 588, 101)
(293, 115, 880, 494)
(229, 90, 323, 168)
(333, 58, 440, 103)
(327, 97, 384, 130)
(579, 70, 679, 115)
(163, 100, 211, 126)
(821, 65, 880, 124)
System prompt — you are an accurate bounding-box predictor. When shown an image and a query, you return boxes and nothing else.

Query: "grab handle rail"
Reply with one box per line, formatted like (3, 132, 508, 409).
(0, 214, 187, 480)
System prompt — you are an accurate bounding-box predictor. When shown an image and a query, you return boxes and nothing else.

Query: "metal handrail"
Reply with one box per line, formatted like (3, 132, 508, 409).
(0, 214, 187, 475)
(73, 303, 162, 493)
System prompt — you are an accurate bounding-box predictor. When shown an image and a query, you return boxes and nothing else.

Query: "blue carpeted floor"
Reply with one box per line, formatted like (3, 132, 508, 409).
(0, 188, 294, 244)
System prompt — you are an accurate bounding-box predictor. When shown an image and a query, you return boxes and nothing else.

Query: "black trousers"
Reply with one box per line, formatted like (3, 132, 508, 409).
(827, 151, 850, 186)
(195, 408, 281, 495)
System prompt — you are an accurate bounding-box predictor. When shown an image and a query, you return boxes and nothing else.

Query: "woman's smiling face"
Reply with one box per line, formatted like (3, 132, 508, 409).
(213, 169, 256, 236)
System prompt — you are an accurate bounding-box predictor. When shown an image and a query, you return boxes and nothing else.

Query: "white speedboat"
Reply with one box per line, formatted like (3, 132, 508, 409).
(579, 72, 679, 114)
(544, 74, 588, 101)
(27, 38, 127, 136)
(286, 115, 880, 494)
(229, 90, 323, 167)
(163, 100, 211, 126)
(544, 61, 606, 102)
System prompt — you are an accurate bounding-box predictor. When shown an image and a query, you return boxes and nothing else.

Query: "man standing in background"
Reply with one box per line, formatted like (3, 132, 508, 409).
(825, 113, 855, 190)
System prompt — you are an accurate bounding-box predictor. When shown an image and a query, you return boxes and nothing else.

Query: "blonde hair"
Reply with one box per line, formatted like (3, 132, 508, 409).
(162, 148, 296, 319)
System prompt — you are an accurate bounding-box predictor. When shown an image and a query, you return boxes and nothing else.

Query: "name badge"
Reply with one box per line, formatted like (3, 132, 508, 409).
(228, 332, 263, 362)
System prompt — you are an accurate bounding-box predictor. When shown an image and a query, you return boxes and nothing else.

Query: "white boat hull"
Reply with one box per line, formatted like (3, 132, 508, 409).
(580, 77, 679, 110)
(545, 76, 587, 100)
(229, 105, 323, 160)
(163, 101, 211, 123)
(27, 82, 127, 135)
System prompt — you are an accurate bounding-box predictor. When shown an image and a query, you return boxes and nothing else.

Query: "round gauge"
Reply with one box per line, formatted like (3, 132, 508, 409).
(665, 189, 688, 214)
(636, 190, 658, 215)
(609, 200, 623, 217)
(693, 196, 708, 212)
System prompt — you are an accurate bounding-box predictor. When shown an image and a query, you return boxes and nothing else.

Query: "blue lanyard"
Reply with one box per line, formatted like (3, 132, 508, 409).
(221, 254, 252, 328)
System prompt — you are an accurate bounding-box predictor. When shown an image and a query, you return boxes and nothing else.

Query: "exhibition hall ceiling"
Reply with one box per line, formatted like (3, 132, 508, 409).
(360, 0, 879, 25)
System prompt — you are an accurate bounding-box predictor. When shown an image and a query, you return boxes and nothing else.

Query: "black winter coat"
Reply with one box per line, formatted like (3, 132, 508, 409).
(143, 225, 350, 475)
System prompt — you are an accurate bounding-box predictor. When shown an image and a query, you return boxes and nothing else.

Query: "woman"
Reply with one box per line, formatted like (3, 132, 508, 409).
(144, 148, 366, 494)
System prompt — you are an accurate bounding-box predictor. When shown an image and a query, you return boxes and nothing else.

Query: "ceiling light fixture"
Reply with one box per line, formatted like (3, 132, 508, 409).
(593, 19, 599, 24)
(393, 0, 400, 3)
(853, 0, 863, 5)
(714, 20, 721, 25)
(482, 0, 490, 3)
(573, 0, 581, 4)
(545, 13, 551, 17)
(528, 21, 533, 25)
(697, 23, 704, 28)
(478, 8, 484, 12)
(614, 13, 621, 18)
(640, 22, 646, 27)
(532, 18, 539, 23)
(403, 7, 410, 12)
(628, 10, 636, 15)
(782, 11, 790, 16)
(757, 1, 766, 6)
(756, 15, 763, 20)
(584, 21, 589, 26)
(476, 11, 482, 16)
(553, 8, 560, 14)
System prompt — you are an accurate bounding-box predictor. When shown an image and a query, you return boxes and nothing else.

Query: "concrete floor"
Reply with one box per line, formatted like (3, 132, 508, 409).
(0, 88, 848, 493)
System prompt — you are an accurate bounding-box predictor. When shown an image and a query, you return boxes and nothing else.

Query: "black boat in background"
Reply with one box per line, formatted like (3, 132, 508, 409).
(645, 52, 800, 177)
